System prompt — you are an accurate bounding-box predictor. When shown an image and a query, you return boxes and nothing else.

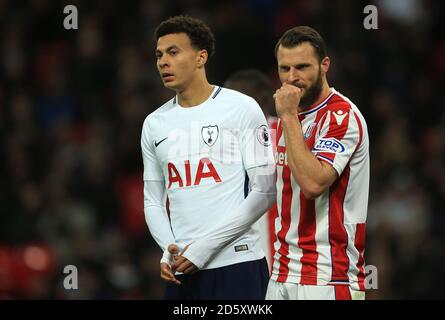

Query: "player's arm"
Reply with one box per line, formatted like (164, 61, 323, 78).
(141, 117, 180, 284)
(174, 164, 276, 272)
(280, 114, 337, 199)
(275, 84, 337, 199)
(144, 180, 181, 285)
(143, 180, 175, 254)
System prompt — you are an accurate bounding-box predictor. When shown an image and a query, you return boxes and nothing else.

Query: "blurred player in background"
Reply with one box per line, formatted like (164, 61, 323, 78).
(224, 69, 277, 126)
(267, 26, 370, 300)
(224, 69, 278, 272)
(141, 16, 276, 299)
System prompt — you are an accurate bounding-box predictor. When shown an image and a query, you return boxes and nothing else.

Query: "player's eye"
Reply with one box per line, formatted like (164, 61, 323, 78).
(168, 50, 178, 56)
(280, 66, 289, 72)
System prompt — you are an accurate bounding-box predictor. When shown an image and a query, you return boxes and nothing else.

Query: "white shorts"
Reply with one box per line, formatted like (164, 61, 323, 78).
(265, 279, 365, 300)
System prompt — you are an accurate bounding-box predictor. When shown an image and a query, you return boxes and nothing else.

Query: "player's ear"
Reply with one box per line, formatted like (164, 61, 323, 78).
(320, 56, 330, 74)
(196, 50, 208, 68)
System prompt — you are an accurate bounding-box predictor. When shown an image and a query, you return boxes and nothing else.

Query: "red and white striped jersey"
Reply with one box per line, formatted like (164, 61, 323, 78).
(271, 88, 369, 291)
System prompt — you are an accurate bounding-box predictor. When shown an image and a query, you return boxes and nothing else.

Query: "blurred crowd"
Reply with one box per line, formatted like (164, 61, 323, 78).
(0, 0, 444, 299)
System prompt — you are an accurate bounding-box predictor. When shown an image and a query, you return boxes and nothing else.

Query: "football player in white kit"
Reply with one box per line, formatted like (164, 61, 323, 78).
(141, 16, 276, 299)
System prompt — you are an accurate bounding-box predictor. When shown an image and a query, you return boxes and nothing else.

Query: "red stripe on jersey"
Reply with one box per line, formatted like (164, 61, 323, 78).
(298, 193, 318, 285)
(316, 98, 351, 162)
(295, 104, 331, 285)
(354, 223, 366, 291)
(269, 117, 278, 154)
(276, 165, 292, 282)
(334, 285, 352, 300)
(329, 165, 351, 281)
(276, 119, 283, 146)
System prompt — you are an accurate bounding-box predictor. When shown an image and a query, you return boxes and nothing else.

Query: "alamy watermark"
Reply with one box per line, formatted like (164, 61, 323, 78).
(365, 264, 378, 290)
(63, 265, 78, 290)
(63, 4, 378, 31)
(363, 5, 378, 30)
(61, 263, 378, 291)
(63, 5, 78, 30)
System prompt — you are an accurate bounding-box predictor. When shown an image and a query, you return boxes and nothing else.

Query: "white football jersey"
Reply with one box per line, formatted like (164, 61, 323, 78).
(141, 86, 275, 269)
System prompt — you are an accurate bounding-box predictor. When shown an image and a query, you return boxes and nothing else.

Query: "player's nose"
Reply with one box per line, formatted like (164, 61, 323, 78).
(158, 55, 170, 69)
(287, 67, 299, 84)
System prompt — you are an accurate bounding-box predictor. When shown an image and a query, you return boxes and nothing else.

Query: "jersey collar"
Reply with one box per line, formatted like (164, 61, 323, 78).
(298, 89, 335, 116)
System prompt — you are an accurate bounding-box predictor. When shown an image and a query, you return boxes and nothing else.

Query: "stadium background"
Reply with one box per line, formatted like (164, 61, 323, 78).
(0, 0, 444, 299)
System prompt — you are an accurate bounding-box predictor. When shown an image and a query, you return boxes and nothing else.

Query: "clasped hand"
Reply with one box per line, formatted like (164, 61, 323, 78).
(273, 83, 302, 118)
(160, 244, 198, 285)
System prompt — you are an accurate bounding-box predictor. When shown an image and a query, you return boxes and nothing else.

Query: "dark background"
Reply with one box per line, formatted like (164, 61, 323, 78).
(0, 0, 444, 299)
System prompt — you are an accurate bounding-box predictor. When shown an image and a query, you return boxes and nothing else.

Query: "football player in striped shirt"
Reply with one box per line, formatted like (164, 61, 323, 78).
(141, 16, 276, 299)
(266, 26, 370, 300)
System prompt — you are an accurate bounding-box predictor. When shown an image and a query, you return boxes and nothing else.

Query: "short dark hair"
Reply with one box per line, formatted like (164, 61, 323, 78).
(155, 15, 215, 58)
(274, 26, 327, 62)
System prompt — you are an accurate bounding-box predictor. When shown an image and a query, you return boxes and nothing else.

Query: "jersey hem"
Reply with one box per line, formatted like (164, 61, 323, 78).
(270, 273, 363, 291)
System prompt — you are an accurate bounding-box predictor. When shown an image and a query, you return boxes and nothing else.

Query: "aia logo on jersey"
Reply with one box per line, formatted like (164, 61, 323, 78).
(167, 157, 222, 189)
(201, 125, 219, 147)
(313, 138, 346, 154)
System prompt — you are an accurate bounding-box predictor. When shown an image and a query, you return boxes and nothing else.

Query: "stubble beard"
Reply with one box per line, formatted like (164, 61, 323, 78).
(298, 70, 323, 110)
